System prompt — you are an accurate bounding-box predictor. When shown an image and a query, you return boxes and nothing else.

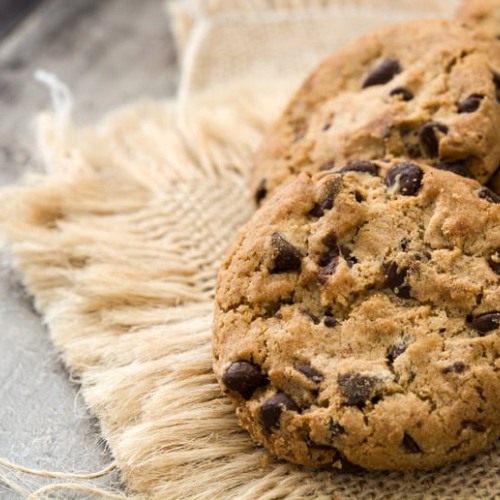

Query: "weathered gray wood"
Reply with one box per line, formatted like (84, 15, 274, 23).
(0, 0, 178, 497)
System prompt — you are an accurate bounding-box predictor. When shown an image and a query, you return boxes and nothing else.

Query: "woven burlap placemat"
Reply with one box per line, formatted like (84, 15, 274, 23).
(4, 0, 500, 498)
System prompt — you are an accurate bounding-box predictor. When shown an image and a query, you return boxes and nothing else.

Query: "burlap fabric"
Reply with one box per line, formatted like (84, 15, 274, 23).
(5, 0, 500, 498)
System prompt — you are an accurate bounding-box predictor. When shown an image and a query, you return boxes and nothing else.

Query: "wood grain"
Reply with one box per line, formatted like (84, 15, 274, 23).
(0, 0, 178, 497)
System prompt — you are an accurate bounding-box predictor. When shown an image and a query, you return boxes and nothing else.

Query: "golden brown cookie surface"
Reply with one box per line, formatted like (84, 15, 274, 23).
(214, 160, 500, 470)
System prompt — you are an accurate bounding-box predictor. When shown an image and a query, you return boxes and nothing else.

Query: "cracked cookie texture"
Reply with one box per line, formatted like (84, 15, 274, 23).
(213, 159, 500, 470)
(252, 18, 500, 203)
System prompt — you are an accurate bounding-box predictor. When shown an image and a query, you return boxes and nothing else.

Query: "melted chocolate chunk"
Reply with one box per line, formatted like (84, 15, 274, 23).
(337, 372, 378, 408)
(384, 162, 423, 196)
(339, 161, 378, 176)
(309, 177, 341, 217)
(255, 178, 267, 205)
(443, 361, 465, 374)
(386, 261, 411, 298)
(478, 186, 500, 204)
(222, 361, 267, 399)
(318, 232, 340, 283)
(402, 433, 422, 453)
(362, 58, 401, 88)
(301, 310, 320, 325)
(419, 122, 448, 158)
(296, 364, 323, 382)
(323, 231, 338, 250)
(324, 315, 339, 328)
(318, 258, 339, 284)
(389, 87, 414, 101)
(434, 160, 471, 178)
(271, 233, 303, 272)
(457, 95, 483, 113)
(340, 245, 357, 267)
(387, 343, 408, 365)
(471, 312, 500, 334)
(488, 252, 500, 275)
(260, 393, 298, 430)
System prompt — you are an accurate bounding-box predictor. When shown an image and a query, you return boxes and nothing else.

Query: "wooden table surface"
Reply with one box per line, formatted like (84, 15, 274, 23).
(0, 1, 178, 497)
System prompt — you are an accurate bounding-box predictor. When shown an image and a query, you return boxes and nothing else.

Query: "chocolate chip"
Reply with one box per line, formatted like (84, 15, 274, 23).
(340, 245, 357, 267)
(330, 419, 345, 437)
(323, 231, 338, 250)
(260, 393, 298, 430)
(339, 161, 378, 176)
(457, 95, 483, 113)
(419, 122, 448, 158)
(471, 312, 500, 334)
(301, 310, 320, 325)
(462, 420, 486, 432)
(488, 252, 500, 274)
(323, 123, 332, 131)
(362, 58, 401, 88)
(443, 361, 465, 374)
(337, 372, 378, 408)
(384, 162, 423, 196)
(389, 87, 414, 101)
(318, 257, 339, 284)
(386, 261, 411, 298)
(492, 70, 500, 103)
(317, 233, 340, 283)
(309, 177, 341, 217)
(222, 361, 267, 399)
(434, 160, 472, 178)
(324, 315, 338, 328)
(271, 233, 303, 272)
(402, 433, 421, 453)
(255, 178, 267, 205)
(478, 186, 500, 204)
(322, 161, 335, 171)
(296, 364, 323, 382)
(387, 343, 408, 365)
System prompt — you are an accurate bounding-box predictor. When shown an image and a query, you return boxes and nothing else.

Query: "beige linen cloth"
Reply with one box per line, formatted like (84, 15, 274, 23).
(4, 0, 500, 498)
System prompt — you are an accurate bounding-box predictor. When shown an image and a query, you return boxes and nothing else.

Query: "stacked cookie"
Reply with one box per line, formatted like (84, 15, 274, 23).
(212, 5, 500, 471)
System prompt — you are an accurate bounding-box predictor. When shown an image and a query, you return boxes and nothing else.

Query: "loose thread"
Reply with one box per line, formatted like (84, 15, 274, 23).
(26, 482, 129, 500)
(0, 458, 128, 499)
(0, 458, 117, 481)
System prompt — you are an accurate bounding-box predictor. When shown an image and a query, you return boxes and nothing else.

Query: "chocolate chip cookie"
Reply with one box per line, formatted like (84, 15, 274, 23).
(214, 159, 500, 470)
(252, 19, 500, 204)
(456, 0, 500, 39)
(455, 0, 500, 194)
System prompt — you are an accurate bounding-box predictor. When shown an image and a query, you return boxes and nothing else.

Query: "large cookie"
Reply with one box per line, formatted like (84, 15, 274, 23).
(455, 0, 500, 194)
(214, 159, 500, 470)
(252, 19, 500, 204)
